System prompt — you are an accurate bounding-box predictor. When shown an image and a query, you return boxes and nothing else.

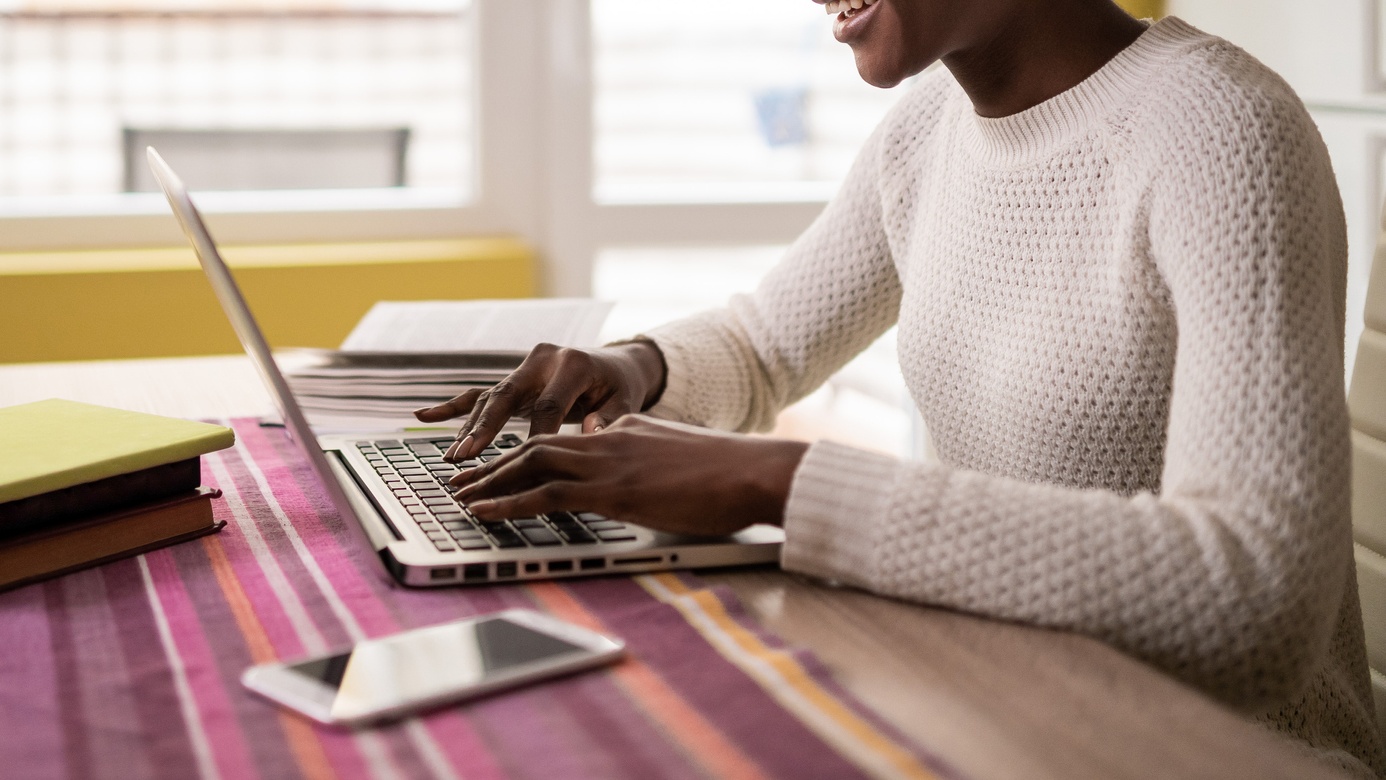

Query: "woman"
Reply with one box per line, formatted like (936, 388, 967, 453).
(416, 0, 1385, 773)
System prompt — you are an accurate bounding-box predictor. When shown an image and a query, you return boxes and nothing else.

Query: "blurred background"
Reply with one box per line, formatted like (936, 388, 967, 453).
(0, 0, 1377, 457)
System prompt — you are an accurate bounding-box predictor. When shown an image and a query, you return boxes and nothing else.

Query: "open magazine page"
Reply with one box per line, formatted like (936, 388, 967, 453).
(341, 299, 615, 352)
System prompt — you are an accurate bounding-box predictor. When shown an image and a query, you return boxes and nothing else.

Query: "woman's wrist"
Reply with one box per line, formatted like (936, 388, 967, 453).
(606, 338, 668, 411)
(739, 438, 811, 527)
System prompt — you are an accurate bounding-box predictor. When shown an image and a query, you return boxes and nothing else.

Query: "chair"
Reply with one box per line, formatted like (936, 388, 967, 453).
(1348, 204, 1386, 745)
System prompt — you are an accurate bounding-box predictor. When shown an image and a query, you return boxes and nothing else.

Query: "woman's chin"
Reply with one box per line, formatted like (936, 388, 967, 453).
(852, 53, 913, 89)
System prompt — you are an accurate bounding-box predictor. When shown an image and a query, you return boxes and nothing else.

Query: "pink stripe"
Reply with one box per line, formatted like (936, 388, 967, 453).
(234, 422, 510, 778)
(143, 548, 261, 780)
(0, 585, 66, 776)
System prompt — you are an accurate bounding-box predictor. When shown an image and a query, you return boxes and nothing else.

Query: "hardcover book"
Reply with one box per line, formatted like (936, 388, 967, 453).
(0, 487, 225, 591)
(0, 399, 234, 507)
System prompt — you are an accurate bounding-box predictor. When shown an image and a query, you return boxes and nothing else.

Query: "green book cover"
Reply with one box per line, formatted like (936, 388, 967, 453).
(0, 399, 235, 504)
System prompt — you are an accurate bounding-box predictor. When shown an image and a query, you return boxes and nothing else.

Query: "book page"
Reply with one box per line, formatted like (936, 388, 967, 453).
(340, 299, 615, 352)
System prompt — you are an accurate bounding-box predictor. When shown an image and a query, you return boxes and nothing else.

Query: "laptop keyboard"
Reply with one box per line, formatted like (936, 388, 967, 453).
(355, 435, 638, 553)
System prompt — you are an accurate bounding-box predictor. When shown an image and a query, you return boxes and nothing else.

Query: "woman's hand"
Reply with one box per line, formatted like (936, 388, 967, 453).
(413, 340, 666, 462)
(448, 415, 810, 536)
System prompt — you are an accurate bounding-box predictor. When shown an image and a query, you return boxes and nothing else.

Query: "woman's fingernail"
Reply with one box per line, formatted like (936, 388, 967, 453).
(593, 424, 604, 432)
(468, 499, 495, 517)
(457, 435, 474, 456)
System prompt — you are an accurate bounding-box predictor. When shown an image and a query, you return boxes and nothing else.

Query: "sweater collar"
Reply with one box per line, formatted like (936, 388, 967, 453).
(958, 15, 1209, 168)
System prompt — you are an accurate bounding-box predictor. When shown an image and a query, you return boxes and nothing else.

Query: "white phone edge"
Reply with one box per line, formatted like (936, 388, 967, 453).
(240, 608, 625, 727)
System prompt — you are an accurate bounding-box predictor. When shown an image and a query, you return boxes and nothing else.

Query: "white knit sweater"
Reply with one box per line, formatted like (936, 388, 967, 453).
(644, 17, 1384, 776)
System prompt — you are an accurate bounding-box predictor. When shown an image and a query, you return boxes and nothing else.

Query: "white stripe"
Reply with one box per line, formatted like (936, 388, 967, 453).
(139, 556, 222, 780)
(231, 435, 461, 780)
(638, 575, 917, 780)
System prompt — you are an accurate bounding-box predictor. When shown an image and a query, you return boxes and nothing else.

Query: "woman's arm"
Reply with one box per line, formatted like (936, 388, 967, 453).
(638, 85, 925, 432)
(784, 60, 1353, 710)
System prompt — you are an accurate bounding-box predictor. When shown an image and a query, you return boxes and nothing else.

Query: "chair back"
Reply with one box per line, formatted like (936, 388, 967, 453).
(1348, 206, 1386, 745)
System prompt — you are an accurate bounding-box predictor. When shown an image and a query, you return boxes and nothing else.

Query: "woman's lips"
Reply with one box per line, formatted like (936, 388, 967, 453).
(827, 0, 882, 43)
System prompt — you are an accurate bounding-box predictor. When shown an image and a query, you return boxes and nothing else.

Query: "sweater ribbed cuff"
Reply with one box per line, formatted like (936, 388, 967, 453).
(640, 325, 703, 424)
(781, 440, 905, 587)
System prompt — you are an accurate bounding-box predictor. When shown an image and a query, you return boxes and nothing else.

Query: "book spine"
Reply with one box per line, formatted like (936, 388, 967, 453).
(0, 457, 202, 540)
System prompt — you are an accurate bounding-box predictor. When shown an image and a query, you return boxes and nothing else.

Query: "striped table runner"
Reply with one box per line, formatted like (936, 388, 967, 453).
(0, 420, 961, 780)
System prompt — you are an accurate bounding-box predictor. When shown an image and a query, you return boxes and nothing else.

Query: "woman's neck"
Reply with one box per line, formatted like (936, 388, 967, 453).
(944, 0, 1149, 118)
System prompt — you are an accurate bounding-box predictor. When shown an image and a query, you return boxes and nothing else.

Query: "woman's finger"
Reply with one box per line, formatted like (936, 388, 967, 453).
(526, 363, 602, 437)
(453, 438, 592, 501)
(413, 388, 483, 423)
(466, 480, 591, 522)
(581, 395, 637, 433)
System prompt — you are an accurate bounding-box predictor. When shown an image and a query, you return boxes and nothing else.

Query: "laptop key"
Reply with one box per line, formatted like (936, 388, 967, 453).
(433, 510, 465, 521)
(519, 527, 562, 546)
(486, 527, 527, 548)
(556, 525, 598, 544)
(585, 520, 627, 531)
(456, 538, 492, 550)
(432, 540, 457, 552)
(595, 529, 638, 542)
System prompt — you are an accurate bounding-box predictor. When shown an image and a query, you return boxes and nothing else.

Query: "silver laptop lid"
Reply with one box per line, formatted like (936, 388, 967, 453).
(146, 146, 377, 550)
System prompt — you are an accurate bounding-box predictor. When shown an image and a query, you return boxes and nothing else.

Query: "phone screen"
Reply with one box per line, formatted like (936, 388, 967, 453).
(283, 616, 588, 721)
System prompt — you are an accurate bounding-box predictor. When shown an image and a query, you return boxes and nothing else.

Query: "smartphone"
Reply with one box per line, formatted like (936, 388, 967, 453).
(241, 608, 624, 726)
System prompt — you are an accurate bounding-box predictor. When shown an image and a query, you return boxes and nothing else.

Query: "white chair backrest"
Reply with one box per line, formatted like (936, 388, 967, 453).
(1348, 207, 1386, 745)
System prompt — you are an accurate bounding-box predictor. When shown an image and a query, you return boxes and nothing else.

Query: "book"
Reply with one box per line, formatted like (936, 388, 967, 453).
(0, 487, 225, 592)
(0, 457, 203, 538)
(0, 399, 235, 506)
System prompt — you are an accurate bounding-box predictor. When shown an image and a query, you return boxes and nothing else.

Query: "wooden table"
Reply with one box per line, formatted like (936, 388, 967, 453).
(0, 355, 1348, 780)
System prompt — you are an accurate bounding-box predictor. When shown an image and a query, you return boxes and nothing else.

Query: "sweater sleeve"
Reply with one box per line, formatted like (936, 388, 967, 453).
(783, 60, 1354, 711)
(640, 92, 912, 432)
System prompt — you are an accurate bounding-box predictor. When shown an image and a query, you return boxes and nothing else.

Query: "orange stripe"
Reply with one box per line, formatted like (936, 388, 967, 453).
(526, 581, 770, 780)
(202, 535, 337, 780)
(644, 573, 939, 779)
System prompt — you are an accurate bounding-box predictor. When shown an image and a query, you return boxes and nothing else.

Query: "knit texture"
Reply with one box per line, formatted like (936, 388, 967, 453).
(644, 17, 1384, 777)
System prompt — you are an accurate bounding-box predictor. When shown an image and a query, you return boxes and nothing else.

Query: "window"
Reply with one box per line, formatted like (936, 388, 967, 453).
(0, 1, 474, 198)
(592, 0, 898, 200)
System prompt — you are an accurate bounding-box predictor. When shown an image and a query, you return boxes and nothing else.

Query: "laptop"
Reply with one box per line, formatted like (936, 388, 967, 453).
(146, 147, 784, 587)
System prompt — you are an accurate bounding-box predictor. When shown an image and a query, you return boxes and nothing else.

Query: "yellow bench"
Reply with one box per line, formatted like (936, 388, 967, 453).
(1, 238, 536, 363)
